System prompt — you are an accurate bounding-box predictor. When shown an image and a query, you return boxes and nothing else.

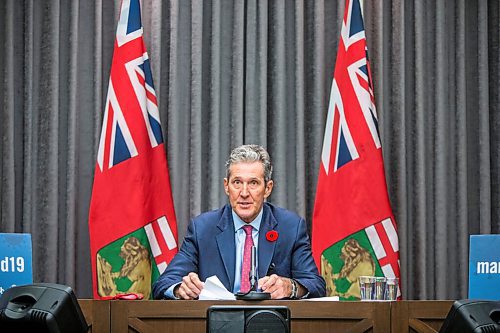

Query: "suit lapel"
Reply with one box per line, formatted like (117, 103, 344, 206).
(216, 206, 236, 292)
(258, 204, 277, 279)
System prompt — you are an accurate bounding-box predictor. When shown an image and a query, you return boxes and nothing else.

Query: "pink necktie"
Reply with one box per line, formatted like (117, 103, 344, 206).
(240, 225, 254, 293)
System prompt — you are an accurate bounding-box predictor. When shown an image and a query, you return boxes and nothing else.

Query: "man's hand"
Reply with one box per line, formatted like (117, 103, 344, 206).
(258, 274, 293, 299)
(174, 272, 204, 300)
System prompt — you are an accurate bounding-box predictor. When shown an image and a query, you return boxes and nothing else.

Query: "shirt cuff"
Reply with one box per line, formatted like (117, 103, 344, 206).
(164, 282, 181, 299)
(295, 280, 310, 299)
(299, 291, 310, 299)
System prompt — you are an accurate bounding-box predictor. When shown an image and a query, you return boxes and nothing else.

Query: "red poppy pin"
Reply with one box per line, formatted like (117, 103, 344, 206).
(266, 230, 278, 242)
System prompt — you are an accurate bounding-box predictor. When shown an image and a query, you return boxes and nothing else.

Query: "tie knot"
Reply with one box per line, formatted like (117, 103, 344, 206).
(242, 225, 253, 236)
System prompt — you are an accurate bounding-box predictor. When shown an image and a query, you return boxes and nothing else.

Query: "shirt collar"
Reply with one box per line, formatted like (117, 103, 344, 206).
(232, 208, 263, 232)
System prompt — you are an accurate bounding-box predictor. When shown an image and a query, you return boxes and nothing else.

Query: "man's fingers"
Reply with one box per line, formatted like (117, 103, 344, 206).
(177, 285, 195, 300)
(260, 274, 279, 291)
(260, 275, 291, 299)
(267, 276, 284, 294)
(188, 272, 204, 290)
(257, 276, 270, 290)
(182, 274, 202, 294)
(181, 282, 201, 300)
(177, 273, 204, 299)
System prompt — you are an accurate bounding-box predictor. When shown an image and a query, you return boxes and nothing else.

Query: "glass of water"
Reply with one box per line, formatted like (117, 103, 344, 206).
(359, 276, 376, 300)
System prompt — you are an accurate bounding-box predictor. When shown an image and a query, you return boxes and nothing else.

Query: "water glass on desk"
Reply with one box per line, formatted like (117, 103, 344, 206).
(359, 276, 376, 300)
(359, 276, 398, 301)
(385, 277, 399, 300)
(373, 276, 387, 300)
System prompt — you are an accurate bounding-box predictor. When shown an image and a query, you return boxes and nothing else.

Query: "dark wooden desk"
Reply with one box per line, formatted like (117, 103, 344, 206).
(78, 299, 454, 333)
(391, 300, 454, 333)
(78, 299, 110, 333)
(110, 300, 391, 333)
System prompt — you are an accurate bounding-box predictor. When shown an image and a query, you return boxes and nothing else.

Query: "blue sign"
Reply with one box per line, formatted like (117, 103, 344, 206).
(0, 233, 33, 295)
(469, 234, 500, 300)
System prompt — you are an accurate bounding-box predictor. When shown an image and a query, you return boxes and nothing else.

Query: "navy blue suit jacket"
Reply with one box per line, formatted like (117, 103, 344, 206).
(152, 203, 326, 299)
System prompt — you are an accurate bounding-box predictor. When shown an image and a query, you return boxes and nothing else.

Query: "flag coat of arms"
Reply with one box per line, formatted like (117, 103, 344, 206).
(312, 0, 401, 300)
(88, 0, 178, 299)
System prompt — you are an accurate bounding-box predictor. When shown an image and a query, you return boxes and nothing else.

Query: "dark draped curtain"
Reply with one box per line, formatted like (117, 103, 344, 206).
(1, 0, 499, 299)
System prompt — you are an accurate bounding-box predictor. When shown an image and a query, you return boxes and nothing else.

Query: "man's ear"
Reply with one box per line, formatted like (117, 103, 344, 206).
(223, 178, 229, 195)
(264, 180, 274, 198)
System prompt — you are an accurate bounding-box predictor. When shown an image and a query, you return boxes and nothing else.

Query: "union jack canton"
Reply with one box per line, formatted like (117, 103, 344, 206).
(97, 0, 163, 171)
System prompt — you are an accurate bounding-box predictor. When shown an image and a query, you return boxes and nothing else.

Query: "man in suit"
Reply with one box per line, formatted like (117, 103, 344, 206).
(152, 144, 325, 299)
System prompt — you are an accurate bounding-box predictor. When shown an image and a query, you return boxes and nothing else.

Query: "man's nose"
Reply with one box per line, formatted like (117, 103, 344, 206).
(240, 183, 249, 196)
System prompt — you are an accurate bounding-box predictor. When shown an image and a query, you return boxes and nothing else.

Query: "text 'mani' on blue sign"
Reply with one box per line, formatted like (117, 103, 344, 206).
(469, 234, 500, 300)
(0, 233, 33, 295)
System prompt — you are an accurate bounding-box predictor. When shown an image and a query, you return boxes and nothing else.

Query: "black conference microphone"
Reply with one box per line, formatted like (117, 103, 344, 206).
(249, 245, 258, 289)
(235, 246, 271, 300)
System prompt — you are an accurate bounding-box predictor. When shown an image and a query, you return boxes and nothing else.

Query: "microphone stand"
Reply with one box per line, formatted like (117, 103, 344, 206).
(235, 246, 271, 300)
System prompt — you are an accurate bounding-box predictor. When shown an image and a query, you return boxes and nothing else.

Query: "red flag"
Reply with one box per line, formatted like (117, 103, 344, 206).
(88, 0, 178, 300)
(312, 0, 401, 300)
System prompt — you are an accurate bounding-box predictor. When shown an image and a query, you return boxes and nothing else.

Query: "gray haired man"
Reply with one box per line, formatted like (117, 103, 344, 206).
(152, 144, 326, 300)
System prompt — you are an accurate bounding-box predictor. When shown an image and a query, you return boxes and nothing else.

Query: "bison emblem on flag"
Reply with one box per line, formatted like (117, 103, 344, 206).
(96, 216, 177, 299)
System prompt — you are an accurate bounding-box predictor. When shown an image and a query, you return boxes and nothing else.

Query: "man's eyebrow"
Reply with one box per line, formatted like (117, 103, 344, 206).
(231, 176, 261, 181)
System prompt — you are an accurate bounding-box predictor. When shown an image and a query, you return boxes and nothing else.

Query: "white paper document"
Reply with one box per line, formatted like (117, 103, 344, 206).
(199, 275, 236, 300)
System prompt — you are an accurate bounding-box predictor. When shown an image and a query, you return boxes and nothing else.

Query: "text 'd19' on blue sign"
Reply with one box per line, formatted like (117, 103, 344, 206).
(0, 233, 33, 295)
(469, 234, 500, 300)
